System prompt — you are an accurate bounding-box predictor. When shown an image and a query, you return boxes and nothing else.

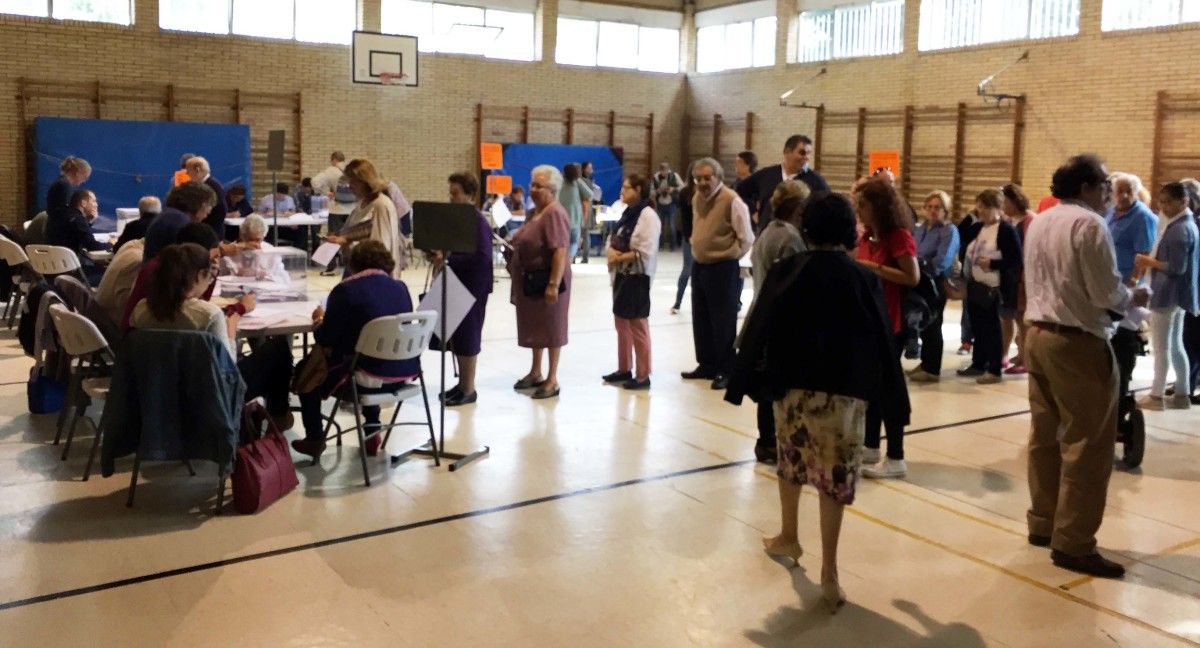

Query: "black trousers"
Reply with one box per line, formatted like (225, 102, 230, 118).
(1111, 327, 1140, 421)
(866, 329, 907, 460)
(690, 259, 741, 376)
(237, 336, 294, 415)
(919, 291, 948, 374)
(756, 400, 775, 451)
(1185, 312, 1200, 395)
(967, 289, 1003, 375)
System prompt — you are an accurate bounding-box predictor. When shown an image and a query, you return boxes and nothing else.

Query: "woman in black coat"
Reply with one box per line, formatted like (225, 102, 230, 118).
(958, 189, 1022, 382)
(727, 192, 909, 614)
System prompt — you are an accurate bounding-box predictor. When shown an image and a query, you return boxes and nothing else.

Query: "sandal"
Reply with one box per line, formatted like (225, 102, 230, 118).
(513, 375, 543, 390)
(531, 384, 560, 400)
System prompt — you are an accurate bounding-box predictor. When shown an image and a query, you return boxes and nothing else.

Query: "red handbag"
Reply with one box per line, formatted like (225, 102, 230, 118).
(232, 399, 299, 514)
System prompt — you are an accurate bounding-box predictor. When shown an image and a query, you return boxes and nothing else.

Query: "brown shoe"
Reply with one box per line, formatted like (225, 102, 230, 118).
(291, 438, 326, 461)
(270, 411, 295, 432)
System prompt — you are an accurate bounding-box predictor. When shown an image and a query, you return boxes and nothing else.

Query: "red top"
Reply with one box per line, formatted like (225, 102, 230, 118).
(856, 227, 916, 334)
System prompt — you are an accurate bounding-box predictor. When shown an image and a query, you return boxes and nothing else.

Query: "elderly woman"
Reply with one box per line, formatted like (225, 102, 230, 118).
(602, 173, 660, 391)
(746, 180, 810, 464)
(185, 156, 228, 239)
(291, 240, 419, 460)
(728, 192, 908, 614)
(559, 163, 594, 261)
(507, 165, 571, 399)
(325, 158, 406, 278)
(221, 213, 289, 283)
(852, 177, 918, 479)
(1000, 184, 1036, 374)
(908, 190, 960, 382)
(1135, 181, 1200, 411)
(436, 172, 494, 407)
(958, 189, 1022, 385)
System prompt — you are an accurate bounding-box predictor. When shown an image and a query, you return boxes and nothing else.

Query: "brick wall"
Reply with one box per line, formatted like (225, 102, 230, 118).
(688, 0, 1200, 204)
(0, 0, 687, 224)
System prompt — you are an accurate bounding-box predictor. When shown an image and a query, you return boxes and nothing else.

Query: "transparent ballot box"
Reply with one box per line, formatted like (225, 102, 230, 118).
(216, 245, 308, 302)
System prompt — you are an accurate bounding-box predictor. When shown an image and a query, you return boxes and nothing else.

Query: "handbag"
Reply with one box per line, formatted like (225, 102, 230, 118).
(291, 345, 329, 394)
(27, 364, 65, 414)
(612, 272, 651, 319)
(231, 399, 299, 515)
(522, 268, 566, 297)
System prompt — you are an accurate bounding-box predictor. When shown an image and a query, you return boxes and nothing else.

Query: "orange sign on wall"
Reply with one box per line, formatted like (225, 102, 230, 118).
(480, 142, 504, 170)
(486, 174, 512, 195)
(868, 150, 900, 177)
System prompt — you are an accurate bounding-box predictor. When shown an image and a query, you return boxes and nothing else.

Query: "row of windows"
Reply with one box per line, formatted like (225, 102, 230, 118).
(4, 1, 1200, 66)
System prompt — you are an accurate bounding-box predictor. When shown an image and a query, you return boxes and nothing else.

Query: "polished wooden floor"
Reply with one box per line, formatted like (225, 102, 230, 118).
(0, 253, 1197, 647)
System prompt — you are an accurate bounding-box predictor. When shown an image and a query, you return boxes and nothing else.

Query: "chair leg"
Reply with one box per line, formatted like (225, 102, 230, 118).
(55, 373, 82, 445)
(6, 291, 20, 328)
(82, 420, 101, 481)
(215, 465, 227, 515)
(418, 374, 440, 467)
(183, 459, 197, 476)
(61, 405, 84, 461)
(54, 403, 73, 445)
(381, 401, 402, 451)
(126, 454, 142, 508)
(323, 397, 343, 447)
(352, 396, 370, 487)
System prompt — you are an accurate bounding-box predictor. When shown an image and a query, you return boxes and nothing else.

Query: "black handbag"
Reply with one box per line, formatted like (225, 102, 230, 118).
(522, 268, 566, 297)
(612, 272, 651, 319)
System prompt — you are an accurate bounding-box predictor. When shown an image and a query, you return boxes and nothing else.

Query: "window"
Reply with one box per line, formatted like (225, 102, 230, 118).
(159, 0, 355, 45)
(556, 19, 680, 72)
(696, 17, 775, 73)
(919, 0, 1078, 51)
(382, 0, 535, 61)
(1102, 0, 1200, 31)
(797, 1, 904, 62)
(2, 0, 132, 24)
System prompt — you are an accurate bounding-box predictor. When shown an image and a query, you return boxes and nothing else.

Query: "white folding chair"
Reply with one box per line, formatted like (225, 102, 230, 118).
(47, 304, 113, 480)
(0, 235, 34, 328)
(321, 311, 439, 486)
(26, 244, 85, 283)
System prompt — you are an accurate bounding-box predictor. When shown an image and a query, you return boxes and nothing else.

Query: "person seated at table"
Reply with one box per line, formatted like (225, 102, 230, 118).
(258, 182, 297, 216)
(291, 240, 418, 460)
(97, 237, 146, 328)
(295, 177, 315, 215)
(115, 196, 161, 252)
(221, 214, 290, 284)
(45, 188, 113, 285)
(130, 240, 295, 430)
(225, 184, 254, 218)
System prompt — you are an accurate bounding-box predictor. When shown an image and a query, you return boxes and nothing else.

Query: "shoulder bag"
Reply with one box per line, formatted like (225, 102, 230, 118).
(612, 256, 651, 319)
(232, 399, 299, 514)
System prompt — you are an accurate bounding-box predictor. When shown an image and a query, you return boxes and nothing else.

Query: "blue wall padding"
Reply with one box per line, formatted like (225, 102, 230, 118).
(33, 117, 252, 220)
(491, 143, 622, 205)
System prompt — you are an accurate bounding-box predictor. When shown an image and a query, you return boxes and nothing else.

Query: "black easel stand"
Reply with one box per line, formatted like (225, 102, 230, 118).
(391, 202, 489, 471)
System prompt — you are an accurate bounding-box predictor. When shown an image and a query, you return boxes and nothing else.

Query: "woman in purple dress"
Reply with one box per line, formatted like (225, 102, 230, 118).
(506, 165, 571, 399)
(437, 172, 495, 406)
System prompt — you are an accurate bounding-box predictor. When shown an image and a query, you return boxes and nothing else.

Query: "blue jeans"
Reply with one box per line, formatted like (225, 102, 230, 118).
(674, 240, 693, 308)
(568, 226, 580, 259)
(658, 203, 677, 250)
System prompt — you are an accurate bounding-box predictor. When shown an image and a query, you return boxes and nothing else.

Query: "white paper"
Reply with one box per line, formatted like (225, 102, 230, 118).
(491, 199, 512, 228)
(237, 301, 317, 332)
(417, 266, 476, 342)
(311, 241, 341, 266)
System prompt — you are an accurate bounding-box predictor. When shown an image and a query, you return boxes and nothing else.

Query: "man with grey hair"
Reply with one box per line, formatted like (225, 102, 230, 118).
(115, 195, 162, 251)
(185, 155, 228, 239)
(681, 157, 754, 390)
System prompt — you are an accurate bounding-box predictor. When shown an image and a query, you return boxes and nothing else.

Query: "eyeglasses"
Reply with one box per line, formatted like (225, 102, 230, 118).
(693, 175, 714, 183)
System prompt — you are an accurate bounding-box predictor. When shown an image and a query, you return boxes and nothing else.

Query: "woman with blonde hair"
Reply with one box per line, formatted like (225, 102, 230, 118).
(46, 156, 92, 225)
(325, 158, 406, 278)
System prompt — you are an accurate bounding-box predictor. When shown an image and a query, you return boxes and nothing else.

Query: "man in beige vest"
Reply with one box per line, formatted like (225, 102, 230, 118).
(681, 157, 754, 390)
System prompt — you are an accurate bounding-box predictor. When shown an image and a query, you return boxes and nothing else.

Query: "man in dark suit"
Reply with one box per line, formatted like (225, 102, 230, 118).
(45, 188, 112, 285)
(185, 155, 228, 239)
(736, 134, 829, 232)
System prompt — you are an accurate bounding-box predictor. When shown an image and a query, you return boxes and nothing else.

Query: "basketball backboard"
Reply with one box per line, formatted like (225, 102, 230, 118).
(352, 31, 419, 87)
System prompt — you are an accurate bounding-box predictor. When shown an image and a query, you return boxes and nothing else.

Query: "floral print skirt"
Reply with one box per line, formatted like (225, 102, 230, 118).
(773, 389, 868, 505)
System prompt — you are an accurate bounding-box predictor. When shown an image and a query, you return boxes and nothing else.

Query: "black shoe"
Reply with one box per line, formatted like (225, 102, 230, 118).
(444, 391, 477, 407)
(1050, 550, 1126, 579)
(681, 367, 715, 380)
(754, 444, 777, 465)
(1191, 394, 1200, 406)
(603, 370, 633, 384)
(904, 341, 921, 360)
(440, 385, 463, 402)
(622, 377, 651, 390)
(957, 366, 985, 377)
(710, 375, 729, 390)
(1028, 534, 1051, 547)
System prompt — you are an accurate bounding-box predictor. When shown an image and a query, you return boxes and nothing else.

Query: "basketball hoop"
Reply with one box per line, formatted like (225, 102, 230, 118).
(378, 72, 408, 86)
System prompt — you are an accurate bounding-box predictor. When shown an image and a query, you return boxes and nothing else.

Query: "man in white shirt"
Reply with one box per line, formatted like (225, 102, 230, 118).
(311, 151, 350, 271)
(1022, 154, 1150, 580)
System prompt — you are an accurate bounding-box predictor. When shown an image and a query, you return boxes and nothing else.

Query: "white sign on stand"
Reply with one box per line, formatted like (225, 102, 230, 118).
(417, 266, 476, 341)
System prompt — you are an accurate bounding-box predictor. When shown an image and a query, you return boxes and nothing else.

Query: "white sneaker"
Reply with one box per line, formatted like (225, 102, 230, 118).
(1170, 394, 1192, 410)
(863, 458, 907, 479)
(862, 447, 881, 464)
